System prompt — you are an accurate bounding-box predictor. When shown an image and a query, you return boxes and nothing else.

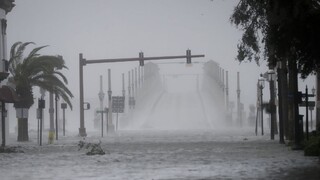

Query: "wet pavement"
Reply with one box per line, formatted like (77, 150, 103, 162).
(1, 129, 319, 179)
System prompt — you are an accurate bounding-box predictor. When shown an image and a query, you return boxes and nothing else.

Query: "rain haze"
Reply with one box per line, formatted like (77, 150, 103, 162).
(6, 0, 271, 131)
(1, 0, 319, 179)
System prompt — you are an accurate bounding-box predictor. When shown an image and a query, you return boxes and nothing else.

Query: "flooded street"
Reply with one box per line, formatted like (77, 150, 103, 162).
(1, 129, 319, 179)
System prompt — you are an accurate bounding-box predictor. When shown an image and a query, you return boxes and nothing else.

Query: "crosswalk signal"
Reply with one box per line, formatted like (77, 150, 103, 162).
(139, 52, 144, 66)
(186, 49, 191, 64)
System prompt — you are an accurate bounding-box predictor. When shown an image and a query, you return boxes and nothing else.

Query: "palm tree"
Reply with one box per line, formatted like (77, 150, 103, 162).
(8, 42, 73, 141)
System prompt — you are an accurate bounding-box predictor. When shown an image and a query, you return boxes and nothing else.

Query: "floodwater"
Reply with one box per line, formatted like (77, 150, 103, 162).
(1, 65, 319, 179)
(1, 129, 319, 180)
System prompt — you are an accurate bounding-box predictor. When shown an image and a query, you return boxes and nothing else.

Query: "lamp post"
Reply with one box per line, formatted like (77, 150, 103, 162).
(258, 75, 265, 135)
(98, 75, 105, 137)
(267, 70, 276, 140)
(55, 93, 59, 140)
(237, 72, 241, 126)
(310, 87, 316, 130)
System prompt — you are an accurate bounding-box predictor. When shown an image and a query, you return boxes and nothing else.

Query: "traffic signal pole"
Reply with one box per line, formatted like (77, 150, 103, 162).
(78, 50, 205, 137)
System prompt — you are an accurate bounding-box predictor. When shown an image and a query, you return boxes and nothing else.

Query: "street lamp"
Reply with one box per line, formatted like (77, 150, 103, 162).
(98, 75, 105, 137)
(258, 75, 265, 135)
(310, 87, 316, 130)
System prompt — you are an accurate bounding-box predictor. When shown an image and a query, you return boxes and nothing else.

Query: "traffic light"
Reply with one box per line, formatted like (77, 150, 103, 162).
(186, 49, 191, 64)
(139, 52, 144, 66)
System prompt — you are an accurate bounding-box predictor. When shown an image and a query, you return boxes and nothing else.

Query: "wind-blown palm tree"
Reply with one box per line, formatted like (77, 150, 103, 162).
(8, 42, 73, 141)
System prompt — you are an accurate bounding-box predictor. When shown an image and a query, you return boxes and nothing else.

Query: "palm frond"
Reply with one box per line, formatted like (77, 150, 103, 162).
(8, 41, 73, 109)
(26, 45, 48, 60)
(52, 71, 68, 84)
(22, 55, 66, 77)
(32, 76, 73, 109)
(33, 55, 66, 71)
(9, 41, 22, 61)
(8, 42, 22, 75)
(8, 42, 35, 75)
(15, 42, 34, 61)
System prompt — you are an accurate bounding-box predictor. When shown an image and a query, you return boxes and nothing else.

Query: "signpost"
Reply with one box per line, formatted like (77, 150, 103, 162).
(112, 96, 125, 130)
(96, 108, 108, 137)
(298, 86, 316, 140)
(37, 99, 45, 146)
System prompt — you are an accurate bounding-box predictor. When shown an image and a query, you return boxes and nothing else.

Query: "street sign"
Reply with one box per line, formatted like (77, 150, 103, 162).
(299, 101, 315, 107)
(112, 96, 125, 113)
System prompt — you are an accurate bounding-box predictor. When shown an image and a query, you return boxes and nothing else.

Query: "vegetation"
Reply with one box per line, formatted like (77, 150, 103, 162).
(230, 0, 320, 77)
(78, 140, 106, 155)
(230, 0, 320, 144)
(304, 131, 320, 156)
(8, 42, 73, 141)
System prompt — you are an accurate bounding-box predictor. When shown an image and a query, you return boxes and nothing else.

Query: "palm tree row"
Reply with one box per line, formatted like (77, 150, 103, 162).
(7, 42, 73, 141)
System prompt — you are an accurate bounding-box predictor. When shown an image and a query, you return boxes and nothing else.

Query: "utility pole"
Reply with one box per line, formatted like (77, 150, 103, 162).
(226, 71, 229, 112)
(98, 75, 105, 137)
(141, 66, 144, 85)
(237, 72, 242, 126)
(107, 69, 114, 133)
(222, 69, 225, 108)
(131, 69, 134, 98)
(122, 73, 125, 112)
(128, 71, 131, 109)
(135, 67, 138, 96)
(78, 53, 86, 137)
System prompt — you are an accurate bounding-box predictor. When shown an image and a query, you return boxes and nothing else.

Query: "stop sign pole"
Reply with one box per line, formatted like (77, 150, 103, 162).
(78, 50, 204, 137)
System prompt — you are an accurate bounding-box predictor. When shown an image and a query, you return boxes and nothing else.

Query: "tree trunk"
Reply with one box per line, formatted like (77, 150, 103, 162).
(316, 72, 320, 131)
(288, 59, 302, 149)
(287, 59, 295, 141)
(282, 64, 289, 140)
(17, 118, 28, 141)
(277, 65, 284, 143)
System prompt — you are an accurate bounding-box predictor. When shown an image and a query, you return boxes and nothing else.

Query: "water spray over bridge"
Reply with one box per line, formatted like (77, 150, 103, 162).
(120, 60, 230, 130)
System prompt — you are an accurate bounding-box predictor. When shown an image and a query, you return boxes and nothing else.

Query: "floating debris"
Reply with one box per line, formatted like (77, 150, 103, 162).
(78, 140, 106, 155)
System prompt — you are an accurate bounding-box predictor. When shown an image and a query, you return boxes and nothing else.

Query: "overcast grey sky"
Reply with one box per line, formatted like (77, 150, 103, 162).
(5, 0, 315, 128)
